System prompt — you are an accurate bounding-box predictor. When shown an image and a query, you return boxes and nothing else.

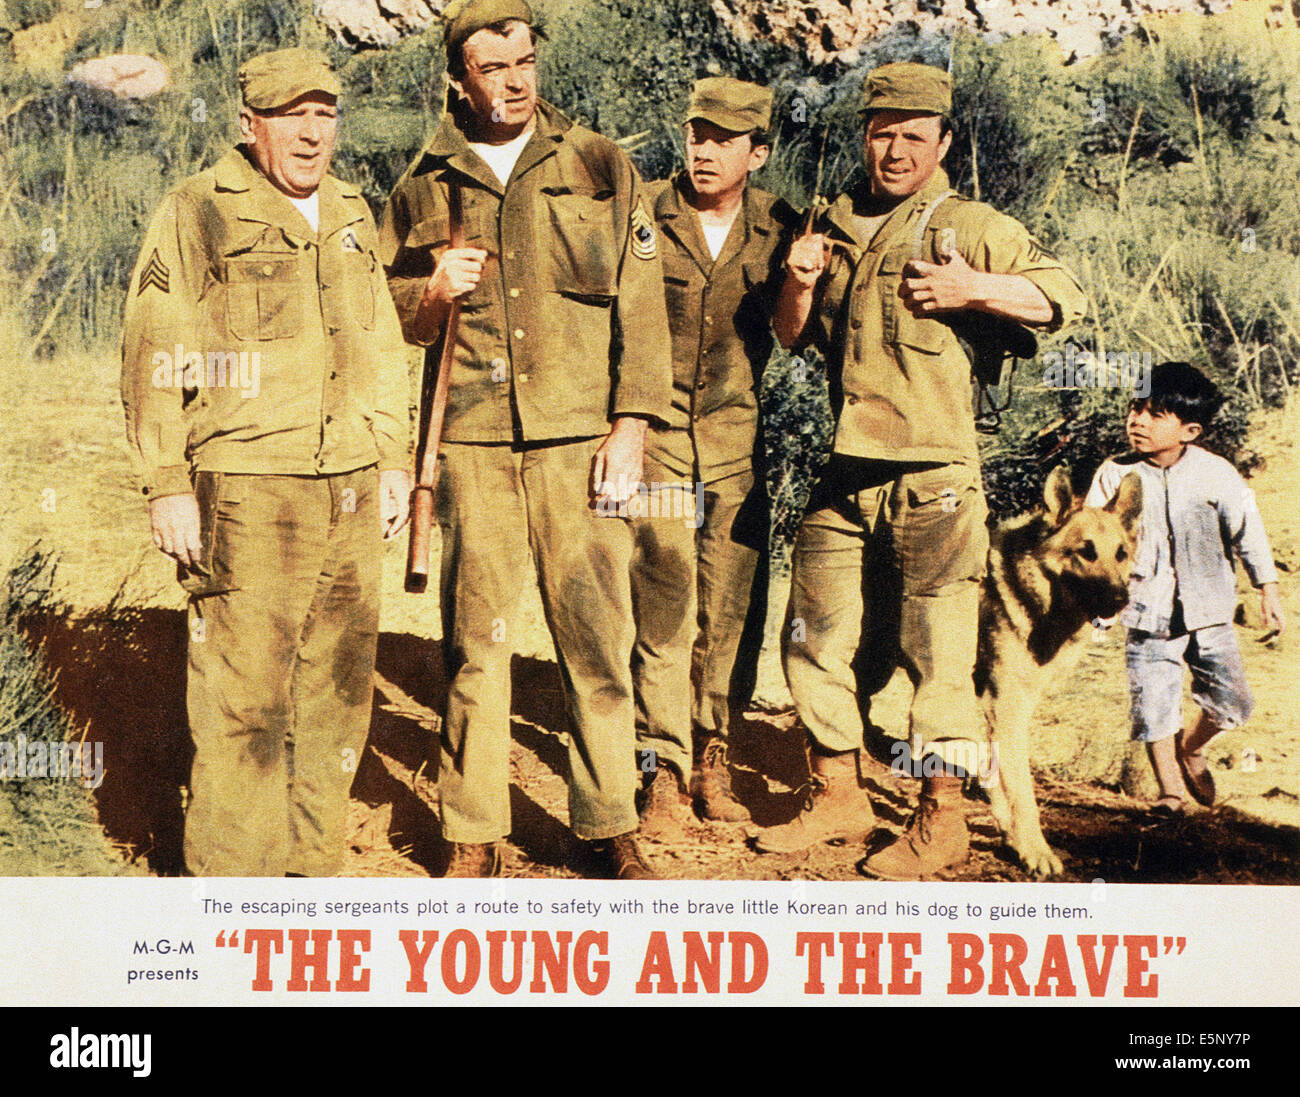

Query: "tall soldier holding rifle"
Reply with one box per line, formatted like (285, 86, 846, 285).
(379, 0, 673, 878)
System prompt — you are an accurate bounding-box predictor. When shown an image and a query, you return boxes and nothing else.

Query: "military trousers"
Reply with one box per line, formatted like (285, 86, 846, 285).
(185, 467, 380, 877)
(435, 437, 639, 843)
(630, 463, 767, 784)
(782, 458, 988, 755)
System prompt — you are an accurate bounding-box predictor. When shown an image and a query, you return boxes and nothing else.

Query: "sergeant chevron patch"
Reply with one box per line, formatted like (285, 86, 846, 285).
(138, 248, 171, 295)
(630, 198, 657, 260)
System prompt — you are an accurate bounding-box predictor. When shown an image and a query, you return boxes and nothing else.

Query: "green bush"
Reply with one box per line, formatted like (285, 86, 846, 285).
(2, 0, 1294, 519)
(0, 548, 136, 875)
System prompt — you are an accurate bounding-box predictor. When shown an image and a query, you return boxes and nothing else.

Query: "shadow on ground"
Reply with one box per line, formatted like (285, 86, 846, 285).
(18, 609, 1300, 882)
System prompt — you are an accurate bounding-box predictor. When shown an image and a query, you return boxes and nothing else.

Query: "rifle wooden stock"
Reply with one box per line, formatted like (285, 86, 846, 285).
(405, 179, 464, 594)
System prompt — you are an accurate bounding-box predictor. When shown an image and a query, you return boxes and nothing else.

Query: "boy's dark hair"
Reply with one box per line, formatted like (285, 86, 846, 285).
(1131, 361, 1224, 430)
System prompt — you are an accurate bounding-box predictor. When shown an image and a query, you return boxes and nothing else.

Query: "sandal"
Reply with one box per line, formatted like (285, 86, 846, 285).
(1176, 734, 1216, 807)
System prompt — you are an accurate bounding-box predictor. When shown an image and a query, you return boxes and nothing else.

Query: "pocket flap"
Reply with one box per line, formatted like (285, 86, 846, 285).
(877, 247, 913, 275)
(226, 256, 298, 283)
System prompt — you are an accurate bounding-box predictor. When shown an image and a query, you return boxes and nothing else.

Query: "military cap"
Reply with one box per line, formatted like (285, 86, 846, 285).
(238, 48, 341, 111)
(859, 61, 952, 117)
(442, 0, 536, 55)
(686, 77, 773, 135)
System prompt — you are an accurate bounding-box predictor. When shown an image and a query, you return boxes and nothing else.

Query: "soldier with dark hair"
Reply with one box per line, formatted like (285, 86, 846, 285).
(632, 77, 798, 833)
(379, 0, 673, 878)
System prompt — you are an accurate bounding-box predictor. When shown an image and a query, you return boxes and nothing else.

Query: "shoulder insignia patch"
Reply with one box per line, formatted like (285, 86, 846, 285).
(1026, 237, 1057, 264)
(631, 198, 657, 261)
(138, 248, 170, 295)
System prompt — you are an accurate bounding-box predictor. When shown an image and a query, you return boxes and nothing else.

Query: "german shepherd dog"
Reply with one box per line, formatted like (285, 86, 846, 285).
(975, 465, 1143, 877)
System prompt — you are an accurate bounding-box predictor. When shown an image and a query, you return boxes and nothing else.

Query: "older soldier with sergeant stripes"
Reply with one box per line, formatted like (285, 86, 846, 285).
(121, 49, 412, 876)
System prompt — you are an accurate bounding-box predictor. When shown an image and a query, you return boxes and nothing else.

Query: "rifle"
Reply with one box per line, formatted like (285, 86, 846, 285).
(405, 178, 464, 593)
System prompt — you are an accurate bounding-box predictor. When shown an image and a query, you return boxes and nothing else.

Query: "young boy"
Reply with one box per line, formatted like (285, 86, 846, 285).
(1086, 362, 1285, 812)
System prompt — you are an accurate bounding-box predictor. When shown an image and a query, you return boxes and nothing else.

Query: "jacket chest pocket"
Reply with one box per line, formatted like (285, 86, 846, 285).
(876, 247, 947, 354)
(322, 241, 377, 332)
(224, 255, 301, 341)
(661, 252, 699, 328)
(541, 187, 620, 298)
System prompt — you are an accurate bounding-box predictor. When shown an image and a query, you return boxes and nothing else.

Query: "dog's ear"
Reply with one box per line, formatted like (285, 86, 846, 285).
(1042, 465, 1076, 528)
(1106, 471, 1143, 539)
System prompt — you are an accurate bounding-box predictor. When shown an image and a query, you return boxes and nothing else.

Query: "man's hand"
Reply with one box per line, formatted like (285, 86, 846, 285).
(592, 417, 646, 508)
(380, 468, 412, 540)
(774, 232, 829, 348)
(900, 247, 982, 315)
(149, 492, 203, 570)
(785, 232, 829, 290)
(1260, 582, 1286, 638)
(427, 247, 489, 305)
(901, 244, 1054, 325)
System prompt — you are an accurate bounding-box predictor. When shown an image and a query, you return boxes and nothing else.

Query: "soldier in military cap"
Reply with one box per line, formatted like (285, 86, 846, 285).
(121, 48, 413, 875)
(631, 77, 798, 834)
(378, 0, 673, 878)
(759, 61, 1087, 876)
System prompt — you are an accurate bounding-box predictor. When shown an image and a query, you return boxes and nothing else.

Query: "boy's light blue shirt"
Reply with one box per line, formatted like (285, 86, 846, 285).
(1086, 445, 1278, 637)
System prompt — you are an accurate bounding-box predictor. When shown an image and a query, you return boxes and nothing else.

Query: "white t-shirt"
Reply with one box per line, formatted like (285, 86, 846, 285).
(286, 192, 319, 233)
(469, 125, 535, 187)
(701, 220, 732, 260)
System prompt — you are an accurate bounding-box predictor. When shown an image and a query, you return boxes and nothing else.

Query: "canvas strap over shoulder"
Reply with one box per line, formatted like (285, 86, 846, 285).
(911, 189, 956, 260)
(906, 189, 1035, 433)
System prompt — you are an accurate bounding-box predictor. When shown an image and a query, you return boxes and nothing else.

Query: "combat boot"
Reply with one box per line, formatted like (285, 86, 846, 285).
(638, 766, 695, 840)
(693, 737, 750, 823)
(588, 831, 657, 880)
(753, 749, 874, 854)
(444, 841, 503, 878)
(860, 773, 970, 879)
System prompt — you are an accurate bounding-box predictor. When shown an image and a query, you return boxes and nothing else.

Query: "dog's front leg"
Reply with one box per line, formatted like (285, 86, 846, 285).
(995, 707, 1065, 878)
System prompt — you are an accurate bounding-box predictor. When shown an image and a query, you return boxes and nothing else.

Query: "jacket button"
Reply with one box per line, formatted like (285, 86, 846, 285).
(851, 318, 863, 330)
(324, 415, 333, 423)
(506, 250, 517, 261)
(509, 288, 520, 298)
(262, 264, 274, 277)
(847, 395, 859, 405)
(518, 373, 530, 384)
(513, 329, 525, 340)
(696, 380, 706, 390)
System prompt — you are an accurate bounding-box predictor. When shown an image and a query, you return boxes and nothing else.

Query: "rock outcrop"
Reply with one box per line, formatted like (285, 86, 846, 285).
(709, 0, 1253, 64)
(310, 0, 1296, 63)
(67, 54, 170, 100)
(314, 0, 441, 48)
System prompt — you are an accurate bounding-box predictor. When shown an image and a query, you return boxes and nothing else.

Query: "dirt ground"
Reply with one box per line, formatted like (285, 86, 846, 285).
(3, 356, 1298, 882)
